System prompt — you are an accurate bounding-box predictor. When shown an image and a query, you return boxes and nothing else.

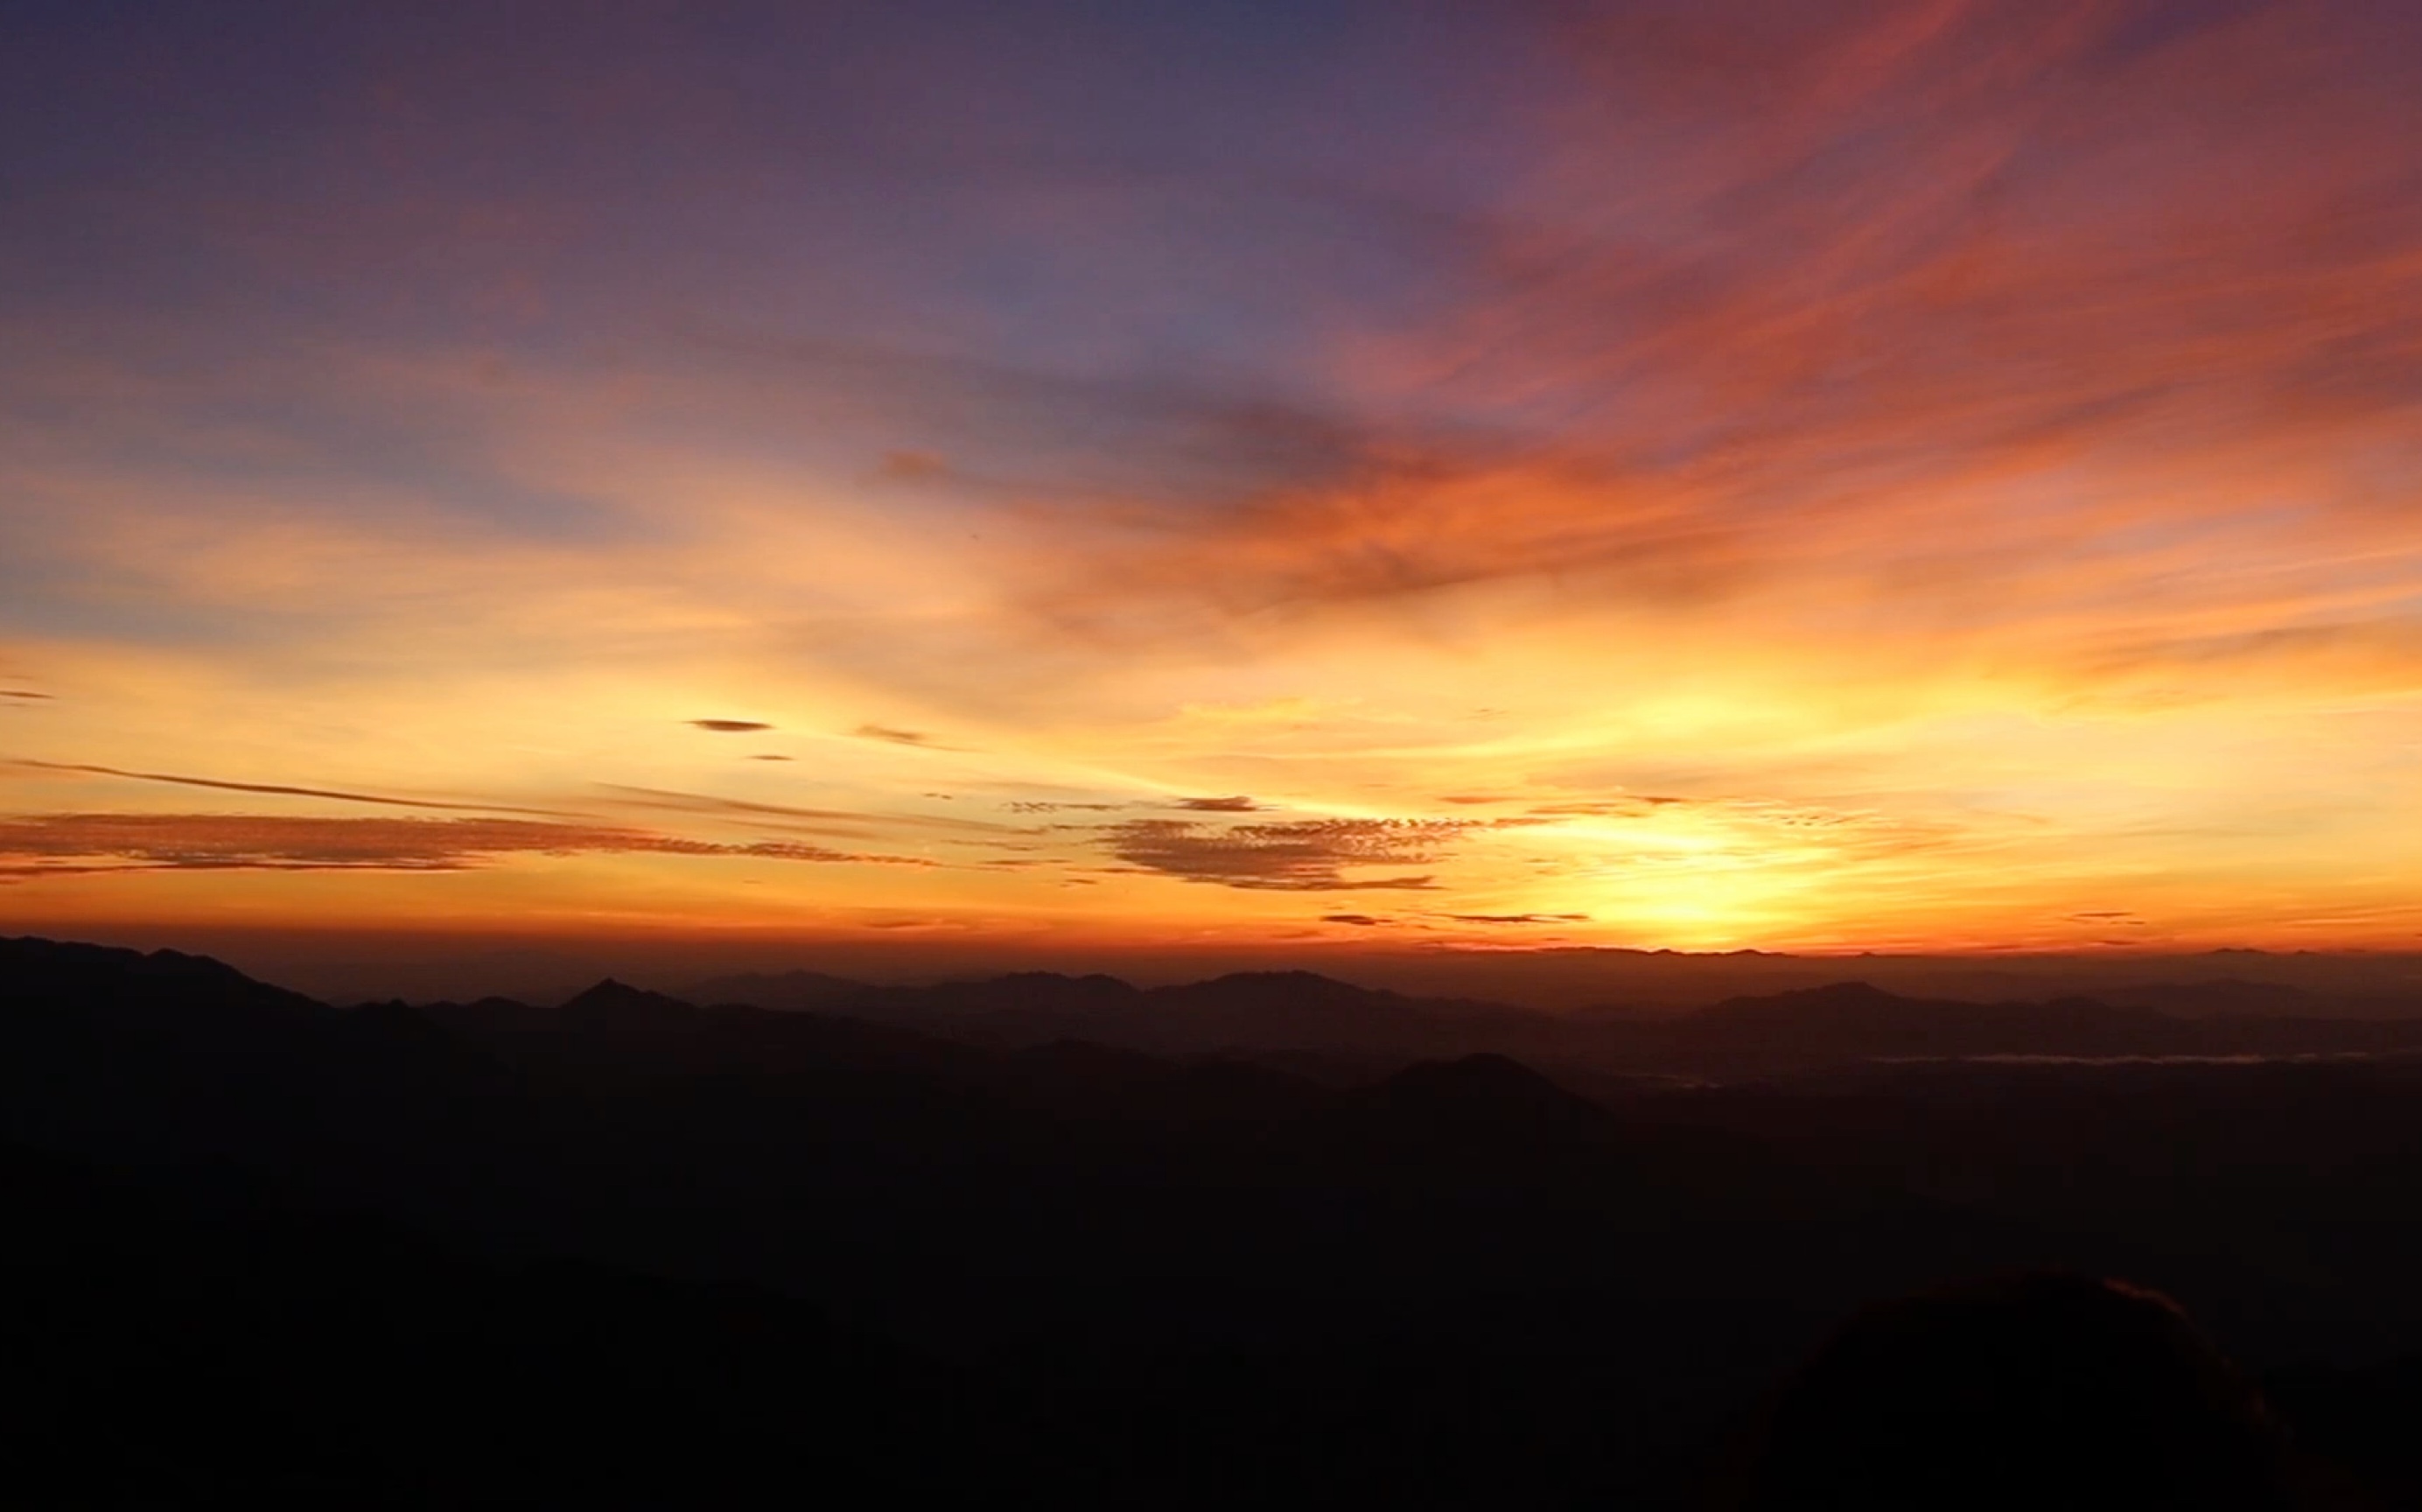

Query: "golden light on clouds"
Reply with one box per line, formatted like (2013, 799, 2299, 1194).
(4, 2, 2420, 959)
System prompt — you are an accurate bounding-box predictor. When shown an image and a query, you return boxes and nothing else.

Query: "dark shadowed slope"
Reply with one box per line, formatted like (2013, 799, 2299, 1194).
(1721, 1273, 2313, 1512)
(0, 1139, 1102, 1508)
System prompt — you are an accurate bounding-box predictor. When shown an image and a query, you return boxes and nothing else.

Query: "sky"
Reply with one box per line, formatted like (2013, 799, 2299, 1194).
(4, 0, 2421, 970)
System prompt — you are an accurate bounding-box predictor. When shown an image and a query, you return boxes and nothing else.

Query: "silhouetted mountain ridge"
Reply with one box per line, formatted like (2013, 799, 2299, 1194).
(3, 934, 326, 1021)
(780, 966, 1561, 1059)
(1375, 1052, 1608, 1127)
(670, 961, 2422, 1073)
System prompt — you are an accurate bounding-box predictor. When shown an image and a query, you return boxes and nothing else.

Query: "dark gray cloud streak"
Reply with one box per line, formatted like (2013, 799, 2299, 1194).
(852, 724, 975, 752)
(0, 812, 934, 878)
(1104, 816, 1470, 892)
(11, 760, 572, 816)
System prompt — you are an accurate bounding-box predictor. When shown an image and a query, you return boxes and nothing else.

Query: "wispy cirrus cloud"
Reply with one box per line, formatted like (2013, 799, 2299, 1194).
(1016, 0, 2422, 677)
(598, 783, 1036, 836)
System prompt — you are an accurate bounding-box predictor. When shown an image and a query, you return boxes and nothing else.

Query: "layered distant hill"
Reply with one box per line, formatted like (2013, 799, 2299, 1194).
(672, 962, 2422, 1075)
(684, 967, 872, 1012)
(1664, 979, 2422, 1067)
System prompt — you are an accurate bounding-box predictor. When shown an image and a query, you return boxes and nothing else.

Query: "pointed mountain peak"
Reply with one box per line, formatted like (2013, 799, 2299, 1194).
(560, 978, 694, 1016)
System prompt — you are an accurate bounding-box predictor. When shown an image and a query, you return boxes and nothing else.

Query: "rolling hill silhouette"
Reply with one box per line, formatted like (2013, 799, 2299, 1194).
(1684, 980, 2184, 1059)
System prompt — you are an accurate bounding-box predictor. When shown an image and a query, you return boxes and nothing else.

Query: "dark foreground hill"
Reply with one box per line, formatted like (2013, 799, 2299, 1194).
(3, 1142, 1069, 1507)
(5, 934, 2422, 1507)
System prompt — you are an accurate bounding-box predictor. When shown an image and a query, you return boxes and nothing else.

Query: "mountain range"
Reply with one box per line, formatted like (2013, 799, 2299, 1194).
(5, 934, 2421, 1507)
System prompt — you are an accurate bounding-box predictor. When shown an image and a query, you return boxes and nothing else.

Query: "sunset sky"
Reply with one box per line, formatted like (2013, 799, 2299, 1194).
(5, 0, 2421, 966)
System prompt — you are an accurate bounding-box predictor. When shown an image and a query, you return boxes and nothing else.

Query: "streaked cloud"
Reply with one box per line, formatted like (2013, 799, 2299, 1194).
(12, 761, 571, 816)
(598, 783, 1035, 836)
(0, 812, 933, 878)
